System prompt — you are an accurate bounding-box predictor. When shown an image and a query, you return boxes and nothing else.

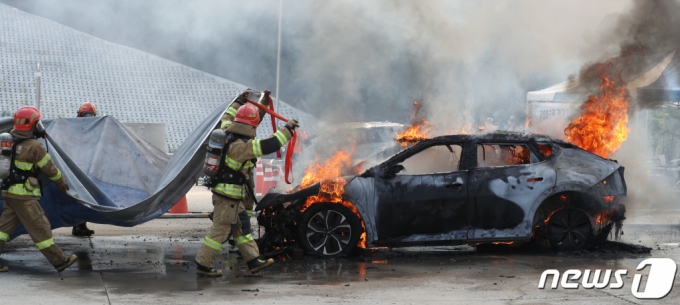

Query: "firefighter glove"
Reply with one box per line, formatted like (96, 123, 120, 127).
(236, 91, 249, 105)
(262, 90, 271, 104)
(58, 182, 70, 193)
(285, 119, 300, 131)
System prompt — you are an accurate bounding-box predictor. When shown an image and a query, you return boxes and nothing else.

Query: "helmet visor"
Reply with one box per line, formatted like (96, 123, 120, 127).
(35, 120, 45, 133)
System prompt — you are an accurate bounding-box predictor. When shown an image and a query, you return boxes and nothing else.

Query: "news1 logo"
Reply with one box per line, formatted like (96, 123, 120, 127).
(538, 258, 677, 299)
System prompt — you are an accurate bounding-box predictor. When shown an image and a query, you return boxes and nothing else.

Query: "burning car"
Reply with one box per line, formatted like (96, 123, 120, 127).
(256, 131, 627, 257)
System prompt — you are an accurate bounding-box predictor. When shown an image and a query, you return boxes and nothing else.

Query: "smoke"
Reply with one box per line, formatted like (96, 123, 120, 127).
(559, 0, 680, 211)
(11, 0, 674, 202)
(0, 0, 631, 127)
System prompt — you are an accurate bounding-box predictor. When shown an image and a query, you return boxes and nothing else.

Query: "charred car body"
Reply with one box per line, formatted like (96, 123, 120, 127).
(256, 132, 627, 257)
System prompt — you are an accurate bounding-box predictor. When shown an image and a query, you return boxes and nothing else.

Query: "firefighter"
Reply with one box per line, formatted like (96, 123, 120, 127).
(0, 106, 77, 273)
(70, 101, 97, 237)
(77, 101, 97, 118)
(195, 91, 299, 277)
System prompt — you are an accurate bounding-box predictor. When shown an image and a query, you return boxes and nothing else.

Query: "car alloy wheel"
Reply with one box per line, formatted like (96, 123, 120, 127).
(298, 203, 363, 258)
(306, 209, 352, 256)
(547, 207, 593, 251)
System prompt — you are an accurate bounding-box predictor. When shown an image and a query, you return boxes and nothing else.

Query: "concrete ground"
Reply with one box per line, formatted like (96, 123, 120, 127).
(0, 187, 679, 304)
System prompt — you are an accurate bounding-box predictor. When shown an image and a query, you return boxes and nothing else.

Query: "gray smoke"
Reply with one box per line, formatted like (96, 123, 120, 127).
(563, 0, 680, 211)
(0, 0, 631, 127)
(13, 0, 672, 199)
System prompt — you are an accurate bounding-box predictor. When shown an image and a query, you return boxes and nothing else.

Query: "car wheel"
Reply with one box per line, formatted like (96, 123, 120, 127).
(547, 207, 593, 251)
(298, 203, 363, 258)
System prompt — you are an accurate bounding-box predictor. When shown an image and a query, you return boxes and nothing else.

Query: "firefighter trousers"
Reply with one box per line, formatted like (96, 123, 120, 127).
(0, 198, 68, 266)
(195, 194, 259, 267)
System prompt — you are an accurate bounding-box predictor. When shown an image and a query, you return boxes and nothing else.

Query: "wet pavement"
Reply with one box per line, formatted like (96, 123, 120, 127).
(1, 214, 680, 304)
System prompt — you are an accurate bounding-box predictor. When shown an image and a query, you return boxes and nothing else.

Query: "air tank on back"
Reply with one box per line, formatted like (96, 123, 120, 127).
(0, 133, 14, 180)
(204, 129, 227, 177)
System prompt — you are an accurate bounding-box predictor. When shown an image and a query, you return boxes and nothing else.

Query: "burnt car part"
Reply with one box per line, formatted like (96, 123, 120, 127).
(256, 202, 298, 258)
(257, 132, 628, 256)
(547, 207, 593, 251)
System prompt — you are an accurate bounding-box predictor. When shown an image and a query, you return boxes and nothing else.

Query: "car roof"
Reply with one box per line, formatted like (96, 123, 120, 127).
(422, 131, 563, 144)
(332, 121, 405, 129)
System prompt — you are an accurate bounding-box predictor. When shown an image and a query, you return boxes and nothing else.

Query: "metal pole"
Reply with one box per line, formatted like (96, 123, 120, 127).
(35, 63, 41, 111)
(274, 0, 282, 105)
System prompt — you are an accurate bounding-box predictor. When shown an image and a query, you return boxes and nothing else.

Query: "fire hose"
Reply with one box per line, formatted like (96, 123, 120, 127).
(246, 98, 297, 184)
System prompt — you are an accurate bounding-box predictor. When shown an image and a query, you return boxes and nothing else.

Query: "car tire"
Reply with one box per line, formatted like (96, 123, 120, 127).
(297, 203, 363, 258)
(547, 207, 593, 252)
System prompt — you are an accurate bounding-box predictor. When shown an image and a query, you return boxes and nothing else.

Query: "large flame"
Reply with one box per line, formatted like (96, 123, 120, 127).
(300, 150, 354, 205)
(396, 101, 432, 146)
(299, 150, 367, 247)
(564, 64, 630, 159)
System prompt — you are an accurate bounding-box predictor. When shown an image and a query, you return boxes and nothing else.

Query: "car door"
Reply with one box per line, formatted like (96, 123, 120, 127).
(374, 143, 469, 242)
(467, 142, 556, 237)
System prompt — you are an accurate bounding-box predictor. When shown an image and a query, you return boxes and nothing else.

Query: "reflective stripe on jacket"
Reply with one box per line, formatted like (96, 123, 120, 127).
(1, 132, 67, 200)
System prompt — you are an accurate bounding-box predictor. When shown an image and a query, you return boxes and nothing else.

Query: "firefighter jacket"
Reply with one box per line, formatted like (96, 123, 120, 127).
(215, 98, 268, 212)
(212, 126, 292, 202)
(1, 129, 67, 200)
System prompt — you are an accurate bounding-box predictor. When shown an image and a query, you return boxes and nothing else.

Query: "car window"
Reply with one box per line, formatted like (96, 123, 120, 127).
(397, 144, 462, 175)
(477, 144, 538, 167)
(536, 142, 558, 158)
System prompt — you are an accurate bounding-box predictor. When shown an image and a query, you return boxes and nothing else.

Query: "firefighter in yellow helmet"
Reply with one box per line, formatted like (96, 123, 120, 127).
(0, 106, 77, 273)
(195, 91, 299, 277)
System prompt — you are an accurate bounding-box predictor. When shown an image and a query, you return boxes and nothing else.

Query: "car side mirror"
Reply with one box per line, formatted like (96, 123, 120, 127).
(383, 164, 405, 178)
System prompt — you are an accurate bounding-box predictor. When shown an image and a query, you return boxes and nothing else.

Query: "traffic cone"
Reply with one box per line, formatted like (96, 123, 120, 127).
(169, 196, 189, 214)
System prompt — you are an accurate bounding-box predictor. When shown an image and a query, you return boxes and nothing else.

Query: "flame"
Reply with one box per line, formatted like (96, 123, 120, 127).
(492, 242, 515, 245)
(537, 144, 553, 157)
(298, 150, 367, 248)
(524, 119, 531, 129)
(543, 209, 559, 224)
(564, 64, 630, 159)
(300, 150, 354, 205)
(396, 101, 432, 146)
(460, 124, 470, 134)
(596, 210, 614, 224)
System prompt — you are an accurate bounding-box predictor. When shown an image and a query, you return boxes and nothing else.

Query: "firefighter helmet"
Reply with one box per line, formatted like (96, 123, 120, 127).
(13, 106, 42, 131)
(234, 104, 260, 127)
(78, 101, 97, 117)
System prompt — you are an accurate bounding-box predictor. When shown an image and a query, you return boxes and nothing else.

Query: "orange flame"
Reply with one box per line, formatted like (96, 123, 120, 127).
(299, 150, 367, 247)
(396, 101, 432, 146)
(300, 150, 354, 205)
(564, 64, 629, 159)
(544, 209, 559, 224)
(460, 124, 470, 134)
(596, 210, 614, 224)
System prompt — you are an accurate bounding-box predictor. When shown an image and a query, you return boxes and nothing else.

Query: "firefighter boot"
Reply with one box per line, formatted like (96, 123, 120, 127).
(72, 223, 95, 237)
(55, 254, 78, 272)
(247, 256, 274, 274)
(195, 260, 222, 277)
(0, 265, 7, 272)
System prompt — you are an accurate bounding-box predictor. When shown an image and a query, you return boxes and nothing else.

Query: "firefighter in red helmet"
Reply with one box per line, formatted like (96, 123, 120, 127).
(0, 106, 77, 273)
(71, 102, 97, 237)
(195, 91, 299, 277)
(77, 101, 97, 118)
